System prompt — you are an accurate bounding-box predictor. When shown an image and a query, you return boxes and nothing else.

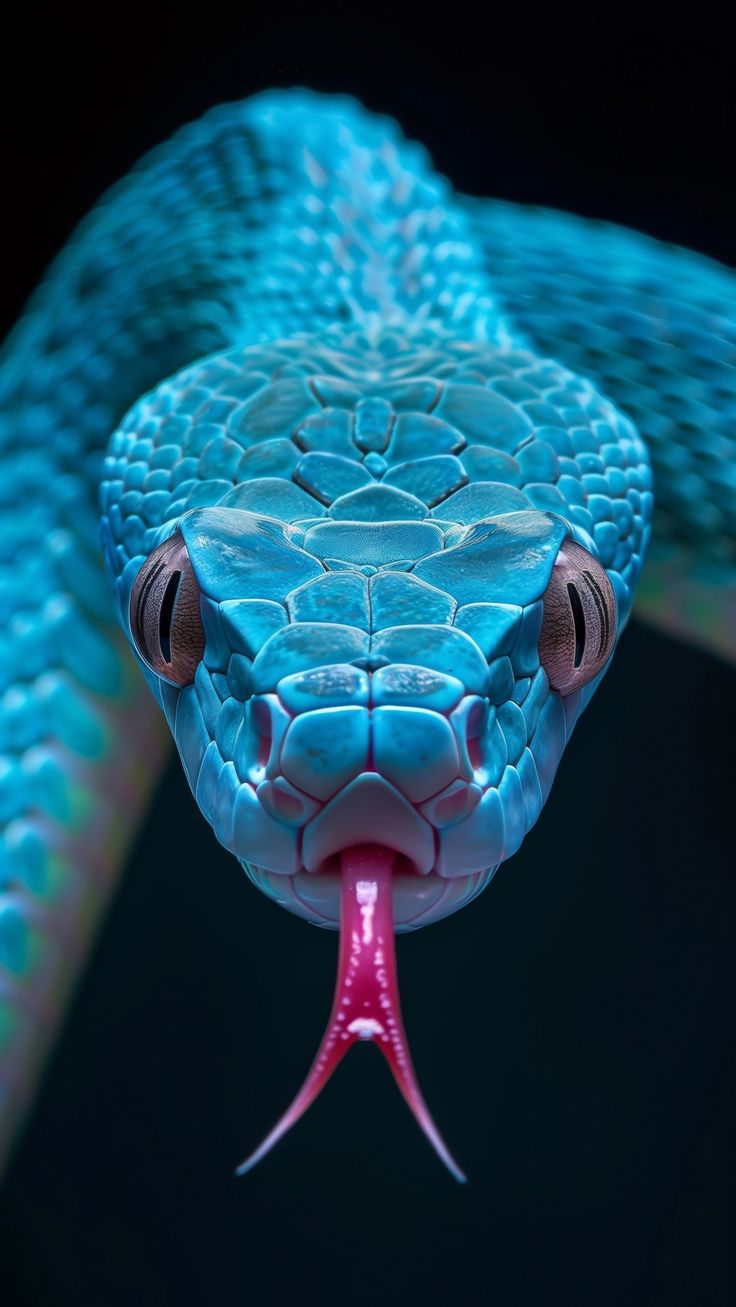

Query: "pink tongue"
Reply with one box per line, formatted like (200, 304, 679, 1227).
(237, 844, 466, 1182)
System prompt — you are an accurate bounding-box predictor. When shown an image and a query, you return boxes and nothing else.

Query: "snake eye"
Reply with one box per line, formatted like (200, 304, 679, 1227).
(538, 539, 617, 694)
(129, 531, 204, 686)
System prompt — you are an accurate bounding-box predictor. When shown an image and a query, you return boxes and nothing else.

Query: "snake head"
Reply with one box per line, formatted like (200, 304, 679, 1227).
(123, 500, 620, 1181)
(108, 331, 648, 1179)
(126, 503, 619, 930)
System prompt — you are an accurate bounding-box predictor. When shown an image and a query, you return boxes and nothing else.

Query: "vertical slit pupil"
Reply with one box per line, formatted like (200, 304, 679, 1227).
(159, 570, 181, 663)
(567, 582, 586, 668)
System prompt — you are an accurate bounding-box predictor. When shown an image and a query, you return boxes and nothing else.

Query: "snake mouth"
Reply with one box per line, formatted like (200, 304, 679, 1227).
(300, 772, 436, 872)
(237, 767, 499, 928)
(237, 844, 466, 1182)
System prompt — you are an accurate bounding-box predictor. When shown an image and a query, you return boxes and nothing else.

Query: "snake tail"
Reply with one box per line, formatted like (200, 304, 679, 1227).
(237, 845, 465, 1182)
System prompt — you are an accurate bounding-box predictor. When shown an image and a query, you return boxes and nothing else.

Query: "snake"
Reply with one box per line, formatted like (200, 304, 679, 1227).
(0, 89, 734, 1183)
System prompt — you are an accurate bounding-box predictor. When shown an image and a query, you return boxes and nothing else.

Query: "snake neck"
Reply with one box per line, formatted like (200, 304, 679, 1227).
(232, 92, 508, 345)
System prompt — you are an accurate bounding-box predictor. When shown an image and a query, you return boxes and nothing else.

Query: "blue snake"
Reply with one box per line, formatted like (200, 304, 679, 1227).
(0, 90, 734, 1181)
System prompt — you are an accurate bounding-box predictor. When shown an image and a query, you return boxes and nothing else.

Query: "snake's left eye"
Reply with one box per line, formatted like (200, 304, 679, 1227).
(538, 539, 617, 695)
(129, 531, 204, 686)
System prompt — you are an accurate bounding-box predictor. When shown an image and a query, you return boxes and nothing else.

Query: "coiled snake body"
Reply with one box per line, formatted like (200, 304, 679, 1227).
(0, 91, 734, 1179)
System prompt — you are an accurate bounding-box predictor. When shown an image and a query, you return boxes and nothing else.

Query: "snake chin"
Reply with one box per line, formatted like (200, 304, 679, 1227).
(243, 862, 498, 931)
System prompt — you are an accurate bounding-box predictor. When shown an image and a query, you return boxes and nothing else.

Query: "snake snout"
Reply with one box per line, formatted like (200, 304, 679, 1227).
(231, 659, 500, 931)
(263, 661, 485, 814)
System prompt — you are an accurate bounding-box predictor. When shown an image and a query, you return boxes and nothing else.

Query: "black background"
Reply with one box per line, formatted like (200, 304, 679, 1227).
(1, 5, 735, 1305)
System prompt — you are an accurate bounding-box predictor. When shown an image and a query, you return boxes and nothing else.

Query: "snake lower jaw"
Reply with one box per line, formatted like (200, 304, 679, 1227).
(242, 862, 498, 931)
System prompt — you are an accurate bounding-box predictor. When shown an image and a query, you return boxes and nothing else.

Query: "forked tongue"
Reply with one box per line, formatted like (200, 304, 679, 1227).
(237, 844, 466, 1182)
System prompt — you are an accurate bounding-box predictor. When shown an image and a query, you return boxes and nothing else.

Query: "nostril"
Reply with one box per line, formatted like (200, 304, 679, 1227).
(239, 695, 292, 785)
(466, 699, 489, 739)
(252, 699, 272, 769)
(449, 696, 490, 781)
(256, 778, 320, 826)
(467, 699, 488, 770)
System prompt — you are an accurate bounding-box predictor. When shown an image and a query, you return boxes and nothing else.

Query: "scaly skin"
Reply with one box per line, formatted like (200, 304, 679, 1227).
(0, 90, 733, 1179)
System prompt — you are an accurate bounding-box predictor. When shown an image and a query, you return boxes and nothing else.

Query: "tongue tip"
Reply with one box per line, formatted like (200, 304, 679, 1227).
(234, 1156, 258, 1178)
(390, 1052, 468, 1184)
(411, 1106, 468, 1184)
(446, 1159, 469, 1185)
(234, 1127, 288, 1177)
(234, 1079, 468, 1183)
(425, 1134, 468, 1185)
(235, 1155, 273, 1178)
(237, 1136, 468, 1185)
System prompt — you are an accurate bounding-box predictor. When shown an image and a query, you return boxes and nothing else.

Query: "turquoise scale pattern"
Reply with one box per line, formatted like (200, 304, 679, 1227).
(101, 325, 650, 930)
(0, 87, 731, 1171)
(103, 328, 651, 589)
(460, 198, 736, 657)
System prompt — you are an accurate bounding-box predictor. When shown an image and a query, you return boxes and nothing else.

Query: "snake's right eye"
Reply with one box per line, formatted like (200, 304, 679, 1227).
(129, 531, 204, 686)
(538, 538, 617, 695)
